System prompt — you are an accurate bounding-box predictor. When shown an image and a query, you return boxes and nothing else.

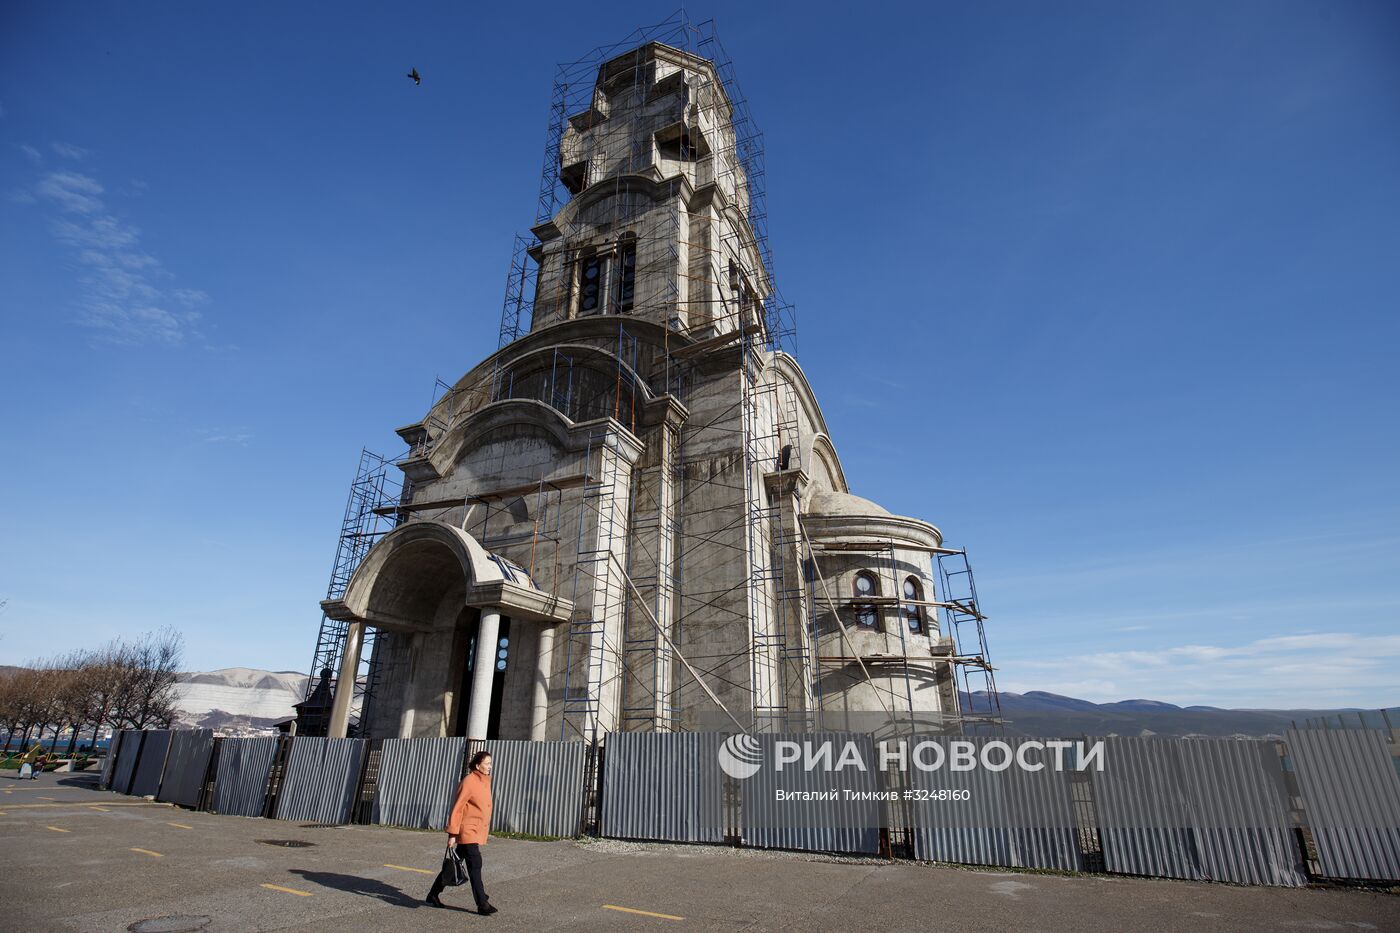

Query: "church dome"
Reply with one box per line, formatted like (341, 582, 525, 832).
(806, 488, 892, 517)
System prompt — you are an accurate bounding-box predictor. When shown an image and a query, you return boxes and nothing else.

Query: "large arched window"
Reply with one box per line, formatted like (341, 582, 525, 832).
(903, 577, 924, 634)
(853, 571, 879, 628)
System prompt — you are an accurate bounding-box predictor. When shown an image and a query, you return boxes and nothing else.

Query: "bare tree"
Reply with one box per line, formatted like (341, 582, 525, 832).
(76, 641, 127, 752)
(112, 628, 185, 730)
(3, 628, 187, 757)
(0, 668, 25, 754)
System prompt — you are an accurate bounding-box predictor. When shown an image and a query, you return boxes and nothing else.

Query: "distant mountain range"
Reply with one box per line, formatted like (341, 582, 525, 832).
(969, 690, 1390, 738)
(2, 664, 1379, 737)
(173, 668, 309, 733)
(169, 669, 1387, 738)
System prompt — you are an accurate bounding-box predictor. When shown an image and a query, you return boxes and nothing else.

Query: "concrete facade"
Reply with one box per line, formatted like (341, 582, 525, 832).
(321, 42, 961, 742)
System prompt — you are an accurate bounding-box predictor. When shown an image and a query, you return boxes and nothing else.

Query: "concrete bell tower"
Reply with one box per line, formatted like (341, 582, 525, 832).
(529, 42, 771, 344)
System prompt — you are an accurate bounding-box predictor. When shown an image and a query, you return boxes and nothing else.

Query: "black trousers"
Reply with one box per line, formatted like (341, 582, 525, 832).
(429, 842, 489, 910)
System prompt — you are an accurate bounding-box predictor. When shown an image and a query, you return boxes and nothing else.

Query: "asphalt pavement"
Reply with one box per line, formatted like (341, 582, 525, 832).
(1, 770, 1396, 932)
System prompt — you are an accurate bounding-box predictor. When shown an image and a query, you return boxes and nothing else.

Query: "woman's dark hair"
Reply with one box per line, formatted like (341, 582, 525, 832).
(468, 750, 492, 773)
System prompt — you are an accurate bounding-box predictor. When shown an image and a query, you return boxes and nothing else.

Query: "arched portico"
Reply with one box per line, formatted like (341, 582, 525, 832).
(321, 521, 572, 740)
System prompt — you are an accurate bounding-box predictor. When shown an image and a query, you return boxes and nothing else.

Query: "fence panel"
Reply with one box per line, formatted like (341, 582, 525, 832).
(1177, 739, 1305, 887)
(275, 737, 366, 824)
(484, 739, 585, 838)
(741, 732, 881, 855)
(373, 737, 466, 830)
(110, 729, 143, 796)
(1091, 737, 1204, 881)
(129, 730, 173, 798)
(158, 730, 215, 808)
(602, 732, 724, 843)
(906, 737, 1082, 871)
(211, 737, 280, 817)
(1287, 729, 1400, 882)
(100, 730, 124, 789)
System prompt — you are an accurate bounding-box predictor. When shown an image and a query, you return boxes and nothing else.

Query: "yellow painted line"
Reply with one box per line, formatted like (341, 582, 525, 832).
(260, 883, 312, 897)
(90, 806, 112, 812)
(603, 905, 685, 921)
(0, 801, 158, 810)
(46, 825, 71, 833)
(38, 796, 56, 800)
(166, 821, 193, 829)
(384, 863, 435, 875)
(129, 847, 163, 857)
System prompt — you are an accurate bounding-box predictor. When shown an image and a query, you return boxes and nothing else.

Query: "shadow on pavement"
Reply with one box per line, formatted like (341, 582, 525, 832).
(56, 775, 102, 790)
(286, 869, 453, 910)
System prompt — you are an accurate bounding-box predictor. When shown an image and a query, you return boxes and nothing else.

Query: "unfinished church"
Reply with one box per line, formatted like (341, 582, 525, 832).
(303, 24, 998, 744)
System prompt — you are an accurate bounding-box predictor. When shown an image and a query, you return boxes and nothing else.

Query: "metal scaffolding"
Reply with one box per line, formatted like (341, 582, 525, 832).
(302, 449, 407, 735)
(304, 12, 997, 741)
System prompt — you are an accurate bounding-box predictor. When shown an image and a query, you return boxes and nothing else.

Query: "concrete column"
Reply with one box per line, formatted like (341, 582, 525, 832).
(529, 623, 558, 741)
(465, 608, 502, 741)
(327, 621, 365, 739)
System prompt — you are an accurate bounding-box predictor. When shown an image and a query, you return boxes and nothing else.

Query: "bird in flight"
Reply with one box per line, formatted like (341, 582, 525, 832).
(407, 68, 421, 86)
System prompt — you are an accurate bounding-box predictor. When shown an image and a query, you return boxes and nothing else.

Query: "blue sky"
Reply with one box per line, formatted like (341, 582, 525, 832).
(2, 2, 1397, 708)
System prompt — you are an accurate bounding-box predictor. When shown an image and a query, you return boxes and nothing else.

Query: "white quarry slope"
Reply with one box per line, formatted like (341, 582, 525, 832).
(173, 668, 310, 726)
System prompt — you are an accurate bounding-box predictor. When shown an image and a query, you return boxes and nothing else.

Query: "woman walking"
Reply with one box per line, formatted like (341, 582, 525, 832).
(427, 750, 496, 915)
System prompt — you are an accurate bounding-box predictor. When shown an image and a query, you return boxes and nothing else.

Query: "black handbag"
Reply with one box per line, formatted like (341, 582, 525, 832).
(440, 842, 468, 886)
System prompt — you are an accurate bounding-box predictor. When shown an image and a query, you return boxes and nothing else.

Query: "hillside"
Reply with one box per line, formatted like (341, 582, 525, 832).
(172, 668, 309, 733)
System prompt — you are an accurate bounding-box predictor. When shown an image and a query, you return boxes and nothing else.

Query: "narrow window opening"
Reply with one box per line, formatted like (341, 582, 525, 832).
(854, 572, 879, 629)
(903, 577, 924, 634)
(578, 255, 601, 314)
(612, 237, 636, 312)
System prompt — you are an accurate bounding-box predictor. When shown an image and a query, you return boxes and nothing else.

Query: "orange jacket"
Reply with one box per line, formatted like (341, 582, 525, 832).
(446, 771, 492, 845)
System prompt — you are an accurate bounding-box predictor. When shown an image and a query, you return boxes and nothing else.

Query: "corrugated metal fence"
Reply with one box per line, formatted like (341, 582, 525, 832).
(373, 737, 466, 830)
(129, 730, 173, 798)
(602, 731, 725, 843)
(276, 737, 365, 824)
(740, 732, 882, 855)
(157, 729, 214, 808)
(211, 737, 280, 817)
(1287, 729, 1400, 882)
(109, 729, 142, 795)
(906, 736, 1083, 872)
(485, 738, 586, 838)
(93, 727, 1400, 887)
(1093, 737, 1307, 886)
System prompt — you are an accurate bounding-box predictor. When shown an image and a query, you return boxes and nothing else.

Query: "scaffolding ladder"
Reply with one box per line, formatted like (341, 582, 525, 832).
(561, 428, 627, 741)
(303, 448, 406, 735)
(935, 549, 1002, 730)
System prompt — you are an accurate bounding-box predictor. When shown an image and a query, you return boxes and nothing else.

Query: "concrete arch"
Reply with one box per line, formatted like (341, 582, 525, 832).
(340, 522, 503, 631)
(763, 353, 849, 493)
(809, 433, 849, 495)
(496, 342, 657, 404)
(425, 399, 576, 478)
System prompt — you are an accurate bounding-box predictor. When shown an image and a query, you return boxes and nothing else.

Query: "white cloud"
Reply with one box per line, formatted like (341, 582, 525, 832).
(50, 141, 89, 160)
(20, 143, 43, 165)
(999, 632, 1400, 708)
(199, 429, 253, 446)
(28, 153, 210, 346)
(37, 171, 104, 214)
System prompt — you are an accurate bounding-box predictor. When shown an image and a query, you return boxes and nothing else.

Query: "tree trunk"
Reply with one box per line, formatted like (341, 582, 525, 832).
(91, 706, 108, 755)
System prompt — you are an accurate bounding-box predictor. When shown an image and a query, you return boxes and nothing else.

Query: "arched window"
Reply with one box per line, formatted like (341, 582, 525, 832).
(611, 233, 636, 313)
(853, 571, 879, 628)
(903, 577, 924, 633)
